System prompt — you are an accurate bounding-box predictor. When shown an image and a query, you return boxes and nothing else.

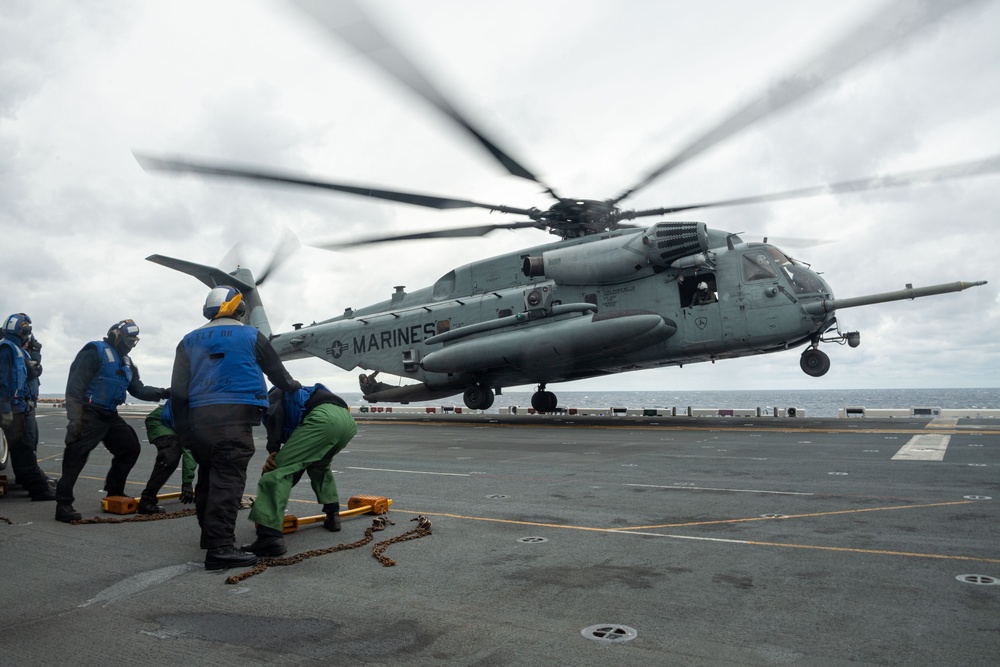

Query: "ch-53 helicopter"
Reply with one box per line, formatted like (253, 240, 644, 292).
(139, 0, 992, 412)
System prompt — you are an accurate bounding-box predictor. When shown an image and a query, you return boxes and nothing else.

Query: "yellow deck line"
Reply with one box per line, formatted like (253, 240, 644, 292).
(621, 500, 974, 530)
(401, 499, 999, 564)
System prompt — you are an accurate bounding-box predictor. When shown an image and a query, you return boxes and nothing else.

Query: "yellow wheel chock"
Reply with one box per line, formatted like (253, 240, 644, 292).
(101, 491, 181, 514)
(281, 495, 392, 534)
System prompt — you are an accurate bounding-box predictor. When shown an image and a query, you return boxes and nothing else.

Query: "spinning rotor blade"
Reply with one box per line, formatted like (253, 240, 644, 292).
(312, 220, 542, 249)
(613, 0, 986, 205)
(255, 229, 301, 286)
(622, 153, 1000, 218)
(134, 152, 537, 217)
(290, 0, 558, 199)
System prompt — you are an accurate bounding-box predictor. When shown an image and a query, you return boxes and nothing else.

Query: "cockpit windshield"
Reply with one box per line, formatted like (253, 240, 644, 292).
(764, 246, 826, 295)
(742, 247, 826, 294)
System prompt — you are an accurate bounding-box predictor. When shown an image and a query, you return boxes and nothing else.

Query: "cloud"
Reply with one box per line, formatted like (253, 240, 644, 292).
(2, 0, 997, 399)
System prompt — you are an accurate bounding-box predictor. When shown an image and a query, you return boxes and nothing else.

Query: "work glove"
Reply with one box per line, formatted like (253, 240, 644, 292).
(180, 482, 195, 504)
(66, 419, 84, 443)
(262, 451, 278, 473)
(159, 388, 171, 400)
(0, 411, 12, 428)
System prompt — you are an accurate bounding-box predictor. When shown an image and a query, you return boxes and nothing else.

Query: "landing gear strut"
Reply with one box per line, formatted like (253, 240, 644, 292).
(800, 347, 831, 377)
(530, 385, 558, 413)
(463, 384, 495, 410)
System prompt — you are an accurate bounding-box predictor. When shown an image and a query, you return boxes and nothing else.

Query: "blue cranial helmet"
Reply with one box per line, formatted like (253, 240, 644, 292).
(2, 313, 32, 341)
(203, 286, 244, 320)
(107, 319, 140, 352)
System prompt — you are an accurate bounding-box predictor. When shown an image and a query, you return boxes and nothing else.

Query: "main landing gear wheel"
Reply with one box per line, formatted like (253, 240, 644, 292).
(531, 390, 558, 413)
(800, 348, 831, 377)
(463, 384, 495, 410)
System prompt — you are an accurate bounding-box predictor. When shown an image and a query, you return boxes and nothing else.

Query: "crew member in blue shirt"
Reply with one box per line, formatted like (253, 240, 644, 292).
(170, 286, 300, 571)
(0, 313, 55, 501)
(243, 383, 356, 557)
(56, 320, 170, 522)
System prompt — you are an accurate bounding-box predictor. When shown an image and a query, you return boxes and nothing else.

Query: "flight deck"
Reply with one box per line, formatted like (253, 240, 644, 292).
(1, 405, 997, 665)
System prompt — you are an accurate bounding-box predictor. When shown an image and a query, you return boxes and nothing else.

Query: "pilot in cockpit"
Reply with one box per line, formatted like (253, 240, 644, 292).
(691, 281, 718, 306)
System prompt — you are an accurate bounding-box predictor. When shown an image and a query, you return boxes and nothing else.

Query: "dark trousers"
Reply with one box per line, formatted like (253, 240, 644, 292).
(187, 405, 258, 550)
(23, 404, 39, 452)
(140, 434, 183, 503)
(56, 407, 141, 504)
(1, 411, 51, 498)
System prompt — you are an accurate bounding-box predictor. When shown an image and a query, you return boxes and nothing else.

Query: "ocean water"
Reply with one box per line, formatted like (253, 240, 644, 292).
(333, 388, 1000, 418)
(54, 388, 999, 419)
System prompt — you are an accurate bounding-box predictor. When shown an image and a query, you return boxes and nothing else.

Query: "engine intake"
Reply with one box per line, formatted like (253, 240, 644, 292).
(641, 222, 709, 266)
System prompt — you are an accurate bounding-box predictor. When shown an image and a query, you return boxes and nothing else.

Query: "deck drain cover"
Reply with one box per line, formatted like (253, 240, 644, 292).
(518, 536, 548, 544)
(581, 624, 637, 644)
(956, 574, 998, 586)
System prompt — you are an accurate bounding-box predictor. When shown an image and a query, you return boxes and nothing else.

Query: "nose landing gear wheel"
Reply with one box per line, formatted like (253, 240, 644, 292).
(530, 390, 558, 413)
(463, 385, 495, 410)
(800, 348, 831, 377)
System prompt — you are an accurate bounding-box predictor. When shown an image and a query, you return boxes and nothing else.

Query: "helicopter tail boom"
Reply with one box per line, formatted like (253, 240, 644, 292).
(802, 280, 987, 315)
(146, 254, 274, 338)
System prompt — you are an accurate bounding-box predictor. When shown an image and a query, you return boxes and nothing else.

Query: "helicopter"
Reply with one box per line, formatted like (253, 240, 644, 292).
(138, 0, 992, 412)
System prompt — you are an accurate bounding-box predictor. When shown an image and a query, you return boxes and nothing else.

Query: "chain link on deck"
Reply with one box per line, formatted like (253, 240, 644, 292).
(71, 508, 198, 524)
(225, 514, 432, 584)
(372, 515, 433, 566)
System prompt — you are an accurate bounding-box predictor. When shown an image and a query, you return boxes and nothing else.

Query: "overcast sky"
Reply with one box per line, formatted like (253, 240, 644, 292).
(2, 0, 999, 398)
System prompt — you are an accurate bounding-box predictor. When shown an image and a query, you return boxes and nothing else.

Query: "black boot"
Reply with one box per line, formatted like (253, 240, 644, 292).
(31, 487, 57, 501)
(137, 497, 166, 514)
(205, 546, 258, 571)
(323, 502, 341, 532)
(241, 525, 287, 557)
(55, 503, 82, 523)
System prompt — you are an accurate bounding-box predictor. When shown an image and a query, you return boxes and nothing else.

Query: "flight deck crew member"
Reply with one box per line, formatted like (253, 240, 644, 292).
(56, 320, 170, 523)
(0, 313, 56, 501)
(171, 286, 300, 571)
(242, 383, 356, 557)
(137, 399, 198, 514)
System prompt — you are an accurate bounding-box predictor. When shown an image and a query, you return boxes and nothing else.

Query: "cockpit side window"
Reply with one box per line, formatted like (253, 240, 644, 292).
(742, 251, 778, 282)
(680, 273, 718, 307)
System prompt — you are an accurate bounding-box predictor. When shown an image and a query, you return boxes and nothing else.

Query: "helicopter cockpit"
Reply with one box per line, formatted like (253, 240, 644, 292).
(742, 246, 829, 296)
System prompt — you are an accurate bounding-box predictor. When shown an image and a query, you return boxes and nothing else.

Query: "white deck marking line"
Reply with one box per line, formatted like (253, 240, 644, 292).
(891, 434, 951, 461)
(610, 530, 1000, 564)
(626, 483, 813, 496)
(347, 466, 470, 477)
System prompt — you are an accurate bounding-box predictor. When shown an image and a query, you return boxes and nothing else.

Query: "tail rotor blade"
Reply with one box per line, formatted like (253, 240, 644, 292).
(256, 229, 301, 286)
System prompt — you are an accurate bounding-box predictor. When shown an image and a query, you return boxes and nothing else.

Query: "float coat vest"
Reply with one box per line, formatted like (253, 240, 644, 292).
(85, 340, 133, 410)
(182, 323, 267, 409)
(280, 383, 330, 441)
(0, 336, 28, 411)
(145, 401, 177, 442)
